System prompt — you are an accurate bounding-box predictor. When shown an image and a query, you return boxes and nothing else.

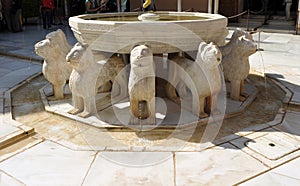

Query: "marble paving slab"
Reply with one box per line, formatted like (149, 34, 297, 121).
(0, 141, 95, 186)
(240, 172, 300, 186)
(273, 110, 300, 141)
(0, 170, 25, 186)
(0, 123, 20, 140)
(83, 152, 174, 186)
(240, 157, 300, 185)
(245, 131, 300, 160)
(230, 128, 300, 168)
(175, 143, 268, 186)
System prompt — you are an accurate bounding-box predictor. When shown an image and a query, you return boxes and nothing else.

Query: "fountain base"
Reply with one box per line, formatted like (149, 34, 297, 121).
(40, 80, 258, 130)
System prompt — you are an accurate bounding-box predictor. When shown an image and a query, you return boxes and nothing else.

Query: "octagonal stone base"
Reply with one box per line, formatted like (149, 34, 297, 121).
(39, 81, 258, 130)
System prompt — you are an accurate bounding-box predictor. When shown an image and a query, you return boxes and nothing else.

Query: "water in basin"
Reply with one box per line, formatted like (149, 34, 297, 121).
(86, 14, 208, 22)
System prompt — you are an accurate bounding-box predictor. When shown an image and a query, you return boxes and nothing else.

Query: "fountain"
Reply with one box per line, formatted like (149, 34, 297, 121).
(35, 11, 258, 130)
(68, 11, 229, 53)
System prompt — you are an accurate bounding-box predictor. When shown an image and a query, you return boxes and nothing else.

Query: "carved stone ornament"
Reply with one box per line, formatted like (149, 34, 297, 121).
(128, 45, 156, 124)
(34, 29, 72, 100)
(220, 28, 257, 101)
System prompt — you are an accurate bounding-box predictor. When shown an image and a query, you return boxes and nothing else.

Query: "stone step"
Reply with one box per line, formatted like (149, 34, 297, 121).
(0, 124, 35, 150)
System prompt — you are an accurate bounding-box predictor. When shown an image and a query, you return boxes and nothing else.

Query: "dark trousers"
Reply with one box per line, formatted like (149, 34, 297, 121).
(11, 9, 23, 32)
(42, 8, 52, 29)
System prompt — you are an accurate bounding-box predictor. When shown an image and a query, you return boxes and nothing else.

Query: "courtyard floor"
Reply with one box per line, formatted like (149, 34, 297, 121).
(0, 18, 300, 185)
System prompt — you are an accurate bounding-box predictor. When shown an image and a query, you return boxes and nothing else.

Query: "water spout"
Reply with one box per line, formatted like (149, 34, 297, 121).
(138, 13, 160, 22)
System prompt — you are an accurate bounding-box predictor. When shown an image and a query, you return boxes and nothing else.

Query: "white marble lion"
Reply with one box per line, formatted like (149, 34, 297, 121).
(34, 29, 72, 100)
(66, 42, 126, 118)
(128, 45, 156, 124)
(220, 28, 257, 101)
(167, 42, 222, 118)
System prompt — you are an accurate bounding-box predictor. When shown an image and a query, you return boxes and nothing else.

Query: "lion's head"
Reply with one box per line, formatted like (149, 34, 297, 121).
(66, 42, 88, 68)
(34, 29, 71, 59)
(130, 44, 153, 68)
(196, 42, 222, 69)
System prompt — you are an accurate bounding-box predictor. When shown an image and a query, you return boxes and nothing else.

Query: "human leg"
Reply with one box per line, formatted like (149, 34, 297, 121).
(45, 9, 51, 29)
(285, 2, 292, 20)
(11, 9, 22, 32)
(3, 10, 12, 31)
(41, 8, 47, 29)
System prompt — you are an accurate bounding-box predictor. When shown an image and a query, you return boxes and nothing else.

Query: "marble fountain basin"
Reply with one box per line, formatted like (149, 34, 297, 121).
(69, 11, 229, 54)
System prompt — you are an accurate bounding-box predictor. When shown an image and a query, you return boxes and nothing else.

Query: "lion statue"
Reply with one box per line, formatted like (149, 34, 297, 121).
(167, 42, 222, 118)
(220, 28, 257, 101)
(34, 29, 72, 100)
(128, 44, 156, 124)
(66, 42, 126, 118)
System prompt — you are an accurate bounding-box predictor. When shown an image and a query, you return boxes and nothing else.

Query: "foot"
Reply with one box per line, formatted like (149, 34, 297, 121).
(239, 93, 249, 102)
(77, 111, 92, 118)
(68, 108, 82, 115)
(48, 96, 62, 101)
(199, 112, 209, 118)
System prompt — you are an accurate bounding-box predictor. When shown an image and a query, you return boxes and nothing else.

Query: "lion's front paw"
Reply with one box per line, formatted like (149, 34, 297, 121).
(77, 111, 91, 118)
(68, 108, 82, 115)
(48, 96, 62, 101)
(199, 112, 209, 118)
(239, 95, 248, 102)
(240, 92, 249, 101)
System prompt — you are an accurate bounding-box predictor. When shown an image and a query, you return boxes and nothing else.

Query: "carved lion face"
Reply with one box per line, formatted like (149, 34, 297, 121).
(130, 44, 153, 68)
(34, 38, 53, 58)
(239, 36, 257, 56)
(196, 42, 222, 69)
(34, 30, 64, 58)
(66, 42, 87, 68)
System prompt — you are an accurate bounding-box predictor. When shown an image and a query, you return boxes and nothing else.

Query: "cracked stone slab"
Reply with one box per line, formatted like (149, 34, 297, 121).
(83, 152, 174, 186)
(0, 141, 95, 186)
(175, 143, 268, 186)
(240, 157, 300, 185)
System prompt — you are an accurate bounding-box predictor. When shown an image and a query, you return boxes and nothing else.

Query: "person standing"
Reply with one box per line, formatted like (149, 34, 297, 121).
(1, 0, 13, 31)
(85, 0, 101, 14)
(40, 0, 54, 29)
(142, 0, 156, 11)
(0, 1, 2, 21)
(11, 0, 22, 32)
(285, 0, 293, 20)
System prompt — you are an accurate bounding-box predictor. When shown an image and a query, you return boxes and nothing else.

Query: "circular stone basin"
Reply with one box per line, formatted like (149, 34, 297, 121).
(69, 11, 228, 53)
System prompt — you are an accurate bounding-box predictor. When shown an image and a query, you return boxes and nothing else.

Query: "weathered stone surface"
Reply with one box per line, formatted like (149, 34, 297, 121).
(175, 143, 268, 186)
(129, 45, 155, 124)
(167, 42, 222, 118)
(0, 141, 95, 186)
(0, 170, 25, 186)
(83, 152, 174, 186)
(34, 29, 72, 100)
(221, 28, 257, 101)
(69, 12, 228, 53)
(66, 42, 127, 118)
